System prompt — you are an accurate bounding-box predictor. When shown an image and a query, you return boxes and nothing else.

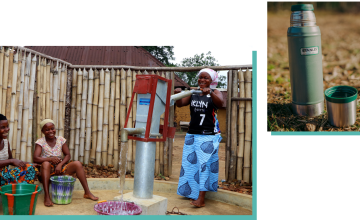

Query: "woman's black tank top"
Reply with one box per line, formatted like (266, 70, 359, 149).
(188, 91, 218, 135)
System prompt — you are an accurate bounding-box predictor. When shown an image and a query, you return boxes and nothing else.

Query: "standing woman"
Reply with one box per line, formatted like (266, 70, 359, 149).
(175, 69, 224, 207)
(0, 114, 38, 186)
(33, 119, 98, 207)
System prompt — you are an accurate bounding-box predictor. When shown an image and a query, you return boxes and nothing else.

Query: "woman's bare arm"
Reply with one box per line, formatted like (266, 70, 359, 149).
(174, 88, 191, 107)
(210, 89, 224, 108)
(57, 142, 71, 167)
(0, 141, 26, 168)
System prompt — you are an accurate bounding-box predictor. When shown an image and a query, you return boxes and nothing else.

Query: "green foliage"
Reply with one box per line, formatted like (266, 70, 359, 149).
(276, 77, 284, 84)
(268, 64, 275, 71)
(175, 51, 220, 87)
(217, 75, 227, 88)
(141, 46, 175, 66)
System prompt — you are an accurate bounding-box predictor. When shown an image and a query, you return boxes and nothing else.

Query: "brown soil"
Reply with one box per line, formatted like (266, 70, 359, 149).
(268, 12, 360, 131)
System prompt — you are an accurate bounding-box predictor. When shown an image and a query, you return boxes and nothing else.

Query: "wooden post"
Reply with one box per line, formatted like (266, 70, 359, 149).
(229, 70, 238, 181)
(26, 54, 37, 162)
(79, 68, 88, 163)
(237, 70, 245, 180)
(38, 59, 45, 138)
(2, 47, 9, 114)
(96, 69, 104, 165)
(126, 69, 133, 172)
(35, 58, 41, 140)
(119, 68, 127, 171)
(164, 71, 171, 177)
(69, 69, 77, 159)
(45, 61, 51, 119)
(90, 69, 99, 163)
(85, 68, 94, 165)
(49, 61, 54, 118)
(108, 69, 116, 166)
(54, 63, 61, 135)
(113, 69, 121, 170)
(158, 71, 164, 175)
(12, 50, 22, 156)
(9, 51, 18, 155)
(120, 68, 126, 130)
(74, 68, 83, 161)
(168, 71, 175, 176)
(243, 69, 252, 183)
(131, 70, 137, 171)
(16, 50, 26, 160)
(52, 63, 59, 131)
(40, 58, 47, 137)
(225, 70, 232, 181)
(6, 47, 14, 118)
(58, 65, 66, 138)
(0, 47, 4, 111)
(20, 52, 31, 161)
(102, 68, 110, 166)
(65, 68, 72, 142)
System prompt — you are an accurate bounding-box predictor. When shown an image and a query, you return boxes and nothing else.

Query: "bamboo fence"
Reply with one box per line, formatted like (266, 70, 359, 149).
(1, 46, 251, 180)
(225, 68, 253, 184)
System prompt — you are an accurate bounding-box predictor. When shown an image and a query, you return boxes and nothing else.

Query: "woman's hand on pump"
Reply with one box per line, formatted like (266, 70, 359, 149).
(174, 88, 182, 94)
(201, 87, 211, 95)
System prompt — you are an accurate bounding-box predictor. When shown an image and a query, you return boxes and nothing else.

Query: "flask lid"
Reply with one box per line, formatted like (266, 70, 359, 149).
(291, 4, 314, 11)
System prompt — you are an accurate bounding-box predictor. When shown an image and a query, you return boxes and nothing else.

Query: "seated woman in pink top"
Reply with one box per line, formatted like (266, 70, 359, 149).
(33, 119, 98, 207)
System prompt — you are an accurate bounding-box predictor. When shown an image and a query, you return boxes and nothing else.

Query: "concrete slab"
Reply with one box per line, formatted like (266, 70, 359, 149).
(114, 192, 168, 215)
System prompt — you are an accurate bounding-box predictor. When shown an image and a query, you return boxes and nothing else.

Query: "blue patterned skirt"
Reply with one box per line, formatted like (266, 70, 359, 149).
(177, 133, 222, 200)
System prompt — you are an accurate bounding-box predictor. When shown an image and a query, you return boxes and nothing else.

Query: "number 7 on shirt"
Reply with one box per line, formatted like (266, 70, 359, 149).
(199, 114, 205, 125)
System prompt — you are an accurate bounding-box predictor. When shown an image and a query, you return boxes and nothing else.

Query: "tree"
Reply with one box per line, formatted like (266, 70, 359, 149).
(176, 51, 220, 87)
(217, 75, 227, 88)
(141, 46, 175, 66)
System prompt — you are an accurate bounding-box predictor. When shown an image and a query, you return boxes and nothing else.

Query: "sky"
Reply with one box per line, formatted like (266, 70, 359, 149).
(172, 44, 253, 84)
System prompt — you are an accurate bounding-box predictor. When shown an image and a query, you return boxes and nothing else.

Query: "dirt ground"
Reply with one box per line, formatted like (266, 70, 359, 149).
(268, 11, 360, 131)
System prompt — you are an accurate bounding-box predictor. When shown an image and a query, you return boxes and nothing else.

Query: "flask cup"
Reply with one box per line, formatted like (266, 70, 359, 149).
(325, 86, 358, 127)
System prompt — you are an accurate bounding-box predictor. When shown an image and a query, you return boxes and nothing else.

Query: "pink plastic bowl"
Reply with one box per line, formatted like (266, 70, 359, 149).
(94, 200, 142, 215)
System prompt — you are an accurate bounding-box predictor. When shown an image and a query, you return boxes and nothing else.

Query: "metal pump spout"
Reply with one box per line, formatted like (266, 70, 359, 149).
(120, 128, 146, 142)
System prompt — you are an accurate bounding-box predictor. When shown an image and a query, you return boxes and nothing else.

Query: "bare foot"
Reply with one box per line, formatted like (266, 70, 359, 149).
(190, 199, 205, 208)
(84, 192, 99, 201)
(44, 197, 54, 207)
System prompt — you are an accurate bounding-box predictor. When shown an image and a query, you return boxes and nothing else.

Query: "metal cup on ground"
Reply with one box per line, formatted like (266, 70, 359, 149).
(325, 86, 358, 127)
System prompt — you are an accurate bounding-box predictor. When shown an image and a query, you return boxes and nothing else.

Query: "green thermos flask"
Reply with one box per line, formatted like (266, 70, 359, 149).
(287, 4, 324, 116)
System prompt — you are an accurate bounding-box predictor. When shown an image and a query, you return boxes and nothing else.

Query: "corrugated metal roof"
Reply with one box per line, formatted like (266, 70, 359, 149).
(25, 45, 191, 92)
(174, 75, 190, 89)
(24, 46, 165, 67)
